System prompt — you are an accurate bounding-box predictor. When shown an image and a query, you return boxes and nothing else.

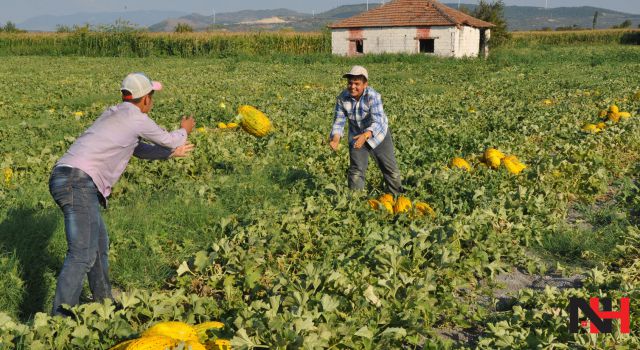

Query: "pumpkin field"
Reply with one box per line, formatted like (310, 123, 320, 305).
(1, 44, 640, 349)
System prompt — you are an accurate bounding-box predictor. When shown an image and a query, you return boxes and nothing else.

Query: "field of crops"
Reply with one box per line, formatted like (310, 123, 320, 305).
(1, 44, 640, 349)
(0, 31, 330, 57)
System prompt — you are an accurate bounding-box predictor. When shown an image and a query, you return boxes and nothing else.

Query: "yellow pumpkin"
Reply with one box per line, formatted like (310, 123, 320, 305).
(450, 157, 471, 171)
(393, 196, 412, 214)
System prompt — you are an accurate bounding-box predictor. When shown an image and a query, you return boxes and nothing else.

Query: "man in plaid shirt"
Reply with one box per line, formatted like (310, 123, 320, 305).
(329, 66, 403, 195)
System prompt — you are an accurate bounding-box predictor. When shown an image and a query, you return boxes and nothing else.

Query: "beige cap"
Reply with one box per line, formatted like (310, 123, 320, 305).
(343, 65, 369, 80)
(121, 73, 163, 99)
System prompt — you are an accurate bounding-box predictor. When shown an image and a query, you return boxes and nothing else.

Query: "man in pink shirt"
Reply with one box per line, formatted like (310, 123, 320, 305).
(49, 73, 195, 316)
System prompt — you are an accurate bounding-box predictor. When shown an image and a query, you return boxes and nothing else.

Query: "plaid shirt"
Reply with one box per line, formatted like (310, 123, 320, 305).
(330, 86, 388, 149)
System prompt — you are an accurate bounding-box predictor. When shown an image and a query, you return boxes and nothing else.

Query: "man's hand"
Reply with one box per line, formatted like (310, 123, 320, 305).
(353, 131, 372, 149)
(181, 116, 196, 134)
(170, 142, 195, 158)
(329, 135, 341, 151)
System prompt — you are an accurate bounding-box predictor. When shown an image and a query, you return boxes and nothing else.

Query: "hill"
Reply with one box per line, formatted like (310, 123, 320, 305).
(18, 10, 187, 32)
(150, 3, 640, 32)
(449, 4, 640, 31)
(16, 3, 640, 32)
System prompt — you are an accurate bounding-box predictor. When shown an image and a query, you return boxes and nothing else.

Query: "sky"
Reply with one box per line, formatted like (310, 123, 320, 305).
(1, 0, 639, 24)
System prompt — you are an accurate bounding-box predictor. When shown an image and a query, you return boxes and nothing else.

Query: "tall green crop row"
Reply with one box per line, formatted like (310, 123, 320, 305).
(508, 29, 640, 47)
(0, 32, 331, 57)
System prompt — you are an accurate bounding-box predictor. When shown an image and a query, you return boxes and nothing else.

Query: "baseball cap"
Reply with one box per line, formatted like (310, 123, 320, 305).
(120, 73, 163, 100)
(342, 65, 369, 80)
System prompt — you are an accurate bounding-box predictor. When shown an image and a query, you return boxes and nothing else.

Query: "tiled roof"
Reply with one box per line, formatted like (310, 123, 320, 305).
(329, 0, 494, 29)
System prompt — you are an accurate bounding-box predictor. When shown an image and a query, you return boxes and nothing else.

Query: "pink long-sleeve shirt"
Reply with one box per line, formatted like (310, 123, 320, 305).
(57, 102, 187, 198)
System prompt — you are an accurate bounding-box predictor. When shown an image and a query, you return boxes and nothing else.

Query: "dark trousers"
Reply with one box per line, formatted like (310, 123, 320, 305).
(348, 132, 403, 195)
(49, 166, 112, 316)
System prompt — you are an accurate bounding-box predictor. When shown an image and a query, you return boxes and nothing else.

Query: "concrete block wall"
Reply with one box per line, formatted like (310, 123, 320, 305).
(331, 26, 483, 58)
(455, 26, 481, 58)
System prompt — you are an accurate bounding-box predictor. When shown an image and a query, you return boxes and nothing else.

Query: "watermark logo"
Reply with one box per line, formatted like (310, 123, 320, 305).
(568, 297, 630, 334)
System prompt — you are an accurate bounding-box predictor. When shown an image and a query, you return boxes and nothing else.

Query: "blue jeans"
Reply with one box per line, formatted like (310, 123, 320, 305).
(348, 132, 403, 195)
(49, 166, 112, 316)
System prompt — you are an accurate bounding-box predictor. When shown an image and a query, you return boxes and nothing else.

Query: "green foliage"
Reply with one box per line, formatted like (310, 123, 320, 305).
(0, 32, 330, 57)
(0, 251, 24, 319)
(2, 21, 25, 34)
(95, 18, 143, 33)
(175, 23, 194, 33)
(472, 0, 511, 46)
(612, 20, 633, 29)
(508, 29, 640, 47)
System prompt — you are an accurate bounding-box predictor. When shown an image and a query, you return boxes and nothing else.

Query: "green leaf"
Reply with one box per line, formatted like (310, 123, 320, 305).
(193, 250, 210, 272)
(354, 326, 373, 339)
(176, 261, 192, 276)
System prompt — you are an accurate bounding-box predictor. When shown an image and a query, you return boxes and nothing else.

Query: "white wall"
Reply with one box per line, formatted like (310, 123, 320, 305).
(331, 29, 351, 55)
(455, 26, 481, 58)
(332, 26, 486, 58)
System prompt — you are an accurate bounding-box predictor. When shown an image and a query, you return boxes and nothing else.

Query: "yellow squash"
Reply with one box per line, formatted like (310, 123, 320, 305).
(609, 105, 619, 114)
(607, 112, 621, 123)
(185, 340, 207, 350)
(142, 321, 198, 342)
(368, 199, 393, 214)
(503, 155, 527, 175)
(236, 105, 272, 137)
(484, 148, 505, 169)
(414, 202, 435, 218)
(378, 193, 394, 205)
(581, 123, 601, 133)
(121, 336, 178, 350)
(393, 196, 412, 214)
(206, 339, 233, 350)
(450, 157, 471, 172)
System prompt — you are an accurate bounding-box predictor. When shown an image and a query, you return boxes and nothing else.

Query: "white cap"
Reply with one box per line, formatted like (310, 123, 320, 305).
(343, 65, 369, 80)
(120, 73, 163, 99)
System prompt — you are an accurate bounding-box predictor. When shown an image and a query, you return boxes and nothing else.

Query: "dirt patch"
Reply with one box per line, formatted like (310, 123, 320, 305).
(493, 268, 583, 311)
(433, 327, 480, 347)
